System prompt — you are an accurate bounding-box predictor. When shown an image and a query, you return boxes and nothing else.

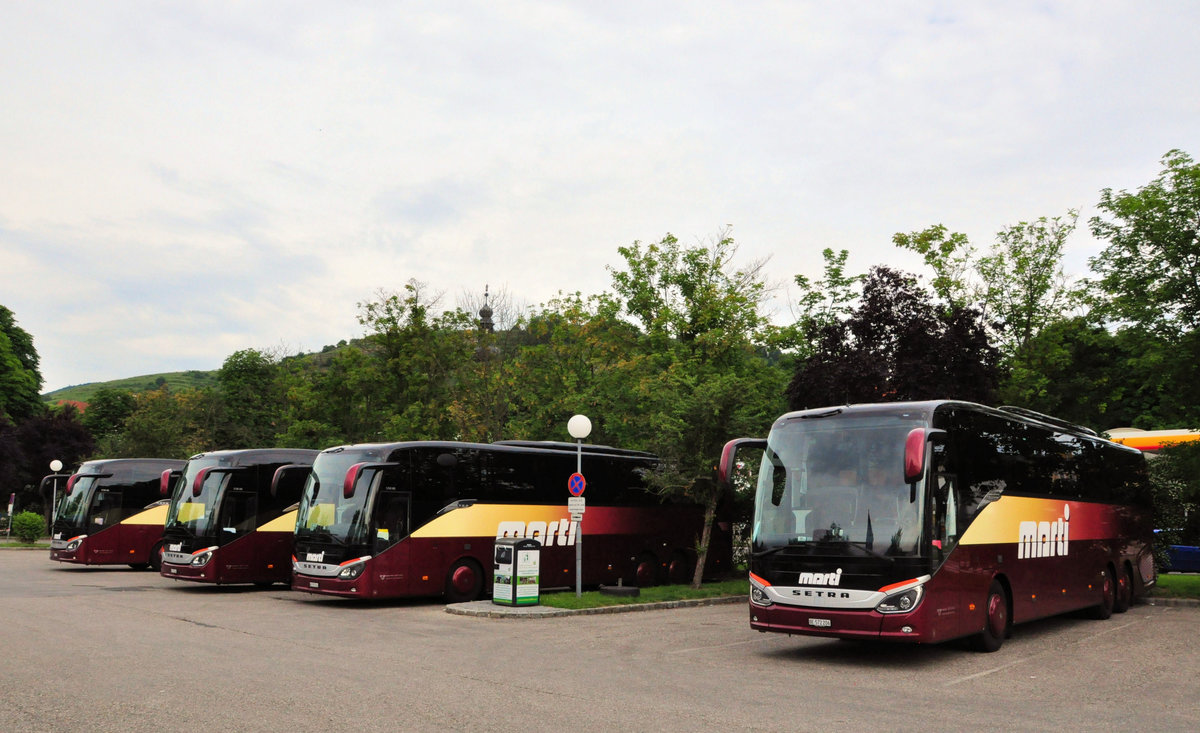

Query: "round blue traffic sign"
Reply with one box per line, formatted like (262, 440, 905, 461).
(568, 472, 586, 496)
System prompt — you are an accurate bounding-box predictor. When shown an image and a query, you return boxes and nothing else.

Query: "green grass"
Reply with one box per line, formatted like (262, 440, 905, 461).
(0, 541, 49, 549)
(1154, 573, 1200, 599)
(538, 578, 748, 610)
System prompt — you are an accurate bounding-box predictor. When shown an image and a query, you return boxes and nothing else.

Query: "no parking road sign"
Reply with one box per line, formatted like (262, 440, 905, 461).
(567, 472, 586, 496)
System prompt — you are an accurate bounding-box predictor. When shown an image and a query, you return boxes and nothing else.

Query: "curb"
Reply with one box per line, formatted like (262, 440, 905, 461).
(446, 594, 748, 619)
(1144, 596, 1200, 607)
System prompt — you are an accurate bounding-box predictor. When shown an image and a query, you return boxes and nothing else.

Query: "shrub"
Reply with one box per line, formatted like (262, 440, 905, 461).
(11, 512, 44, 544)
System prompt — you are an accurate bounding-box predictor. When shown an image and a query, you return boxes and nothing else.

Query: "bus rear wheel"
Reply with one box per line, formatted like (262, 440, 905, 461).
(1113, 564, 1133, 614)
(971, 580, 1008, 653)
(634, 554, 659, 587)
(445, 559, 484, 603)
(667, 551, 693, 585)
(1089, 567, 1115, 620)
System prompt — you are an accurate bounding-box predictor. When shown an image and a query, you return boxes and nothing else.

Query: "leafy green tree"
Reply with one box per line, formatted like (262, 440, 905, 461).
(0, 305, 44, 423)
(217, 348, 282, 447)
(81, 388, 137, 440)
(608, 231, 787, 587)
(892, 225, 976, 309)
(15, 408, 94, 531)
(1088, 149, 1200, 336)
(787, 267, 1002, 409)
(786, 248, 863, 356)
(977, 211, 1080, 357)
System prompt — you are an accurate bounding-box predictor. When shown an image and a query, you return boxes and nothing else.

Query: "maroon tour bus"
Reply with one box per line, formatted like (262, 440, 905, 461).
(720, 401, 1155, 652)
(48, 458, 187, 571)
(292, 440, 731, 601)
(159, 449, 316, 586)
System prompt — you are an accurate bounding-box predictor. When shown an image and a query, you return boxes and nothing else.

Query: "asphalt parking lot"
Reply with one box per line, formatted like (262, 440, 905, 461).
(2, 550, 1197, 732)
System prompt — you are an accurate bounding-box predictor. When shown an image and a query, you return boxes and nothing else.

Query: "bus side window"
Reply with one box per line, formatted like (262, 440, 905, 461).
(934, 473, 960, 555)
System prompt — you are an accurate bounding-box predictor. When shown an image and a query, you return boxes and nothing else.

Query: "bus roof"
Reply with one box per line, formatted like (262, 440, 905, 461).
(318, 440, 656, 461)
(775, 401, 1129, 451)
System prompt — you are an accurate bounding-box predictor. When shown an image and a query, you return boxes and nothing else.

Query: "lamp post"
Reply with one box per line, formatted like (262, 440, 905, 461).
(567, 414, 591, 598)
(49, 459, 63, 530)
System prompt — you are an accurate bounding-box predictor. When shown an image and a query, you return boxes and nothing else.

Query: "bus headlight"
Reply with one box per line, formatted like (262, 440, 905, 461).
(876, 585, 924, 614)
(190, 547, 218, 566)
(749, 574, 773, 607)
(338, 561, 367, 580)
(65, 536, 87, 552)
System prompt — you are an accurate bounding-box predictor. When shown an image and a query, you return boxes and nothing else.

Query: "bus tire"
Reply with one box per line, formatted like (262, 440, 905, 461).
(667, 551, 693, 585)
(149, 542, 165, 573)
(634, 554, 659, 587)
(445, 558, 484, 603)
(1089, 566, 1115, 620)
(971, 580, 1008, 653)
(1113, 563, 1133, 614)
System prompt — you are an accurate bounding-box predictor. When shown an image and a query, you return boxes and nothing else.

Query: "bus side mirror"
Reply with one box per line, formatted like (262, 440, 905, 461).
(271, 464, 311, 498)
(904, 428, 946, 498)
(65, 474, 80, 496)
(717, 438, 767, 488)
(193, 467, 215, 498)
(160, 469, 180, 497)
(344, 463, 368, 500)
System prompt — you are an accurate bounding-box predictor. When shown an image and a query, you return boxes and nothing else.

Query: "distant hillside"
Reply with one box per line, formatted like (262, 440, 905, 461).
(39, 341, 360, 406)
(41, 370, 219, 405)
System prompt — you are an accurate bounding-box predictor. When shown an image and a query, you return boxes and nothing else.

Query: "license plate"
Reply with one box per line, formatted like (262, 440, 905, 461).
(808, 618, 832, 628)
(310, 582, 319, 588)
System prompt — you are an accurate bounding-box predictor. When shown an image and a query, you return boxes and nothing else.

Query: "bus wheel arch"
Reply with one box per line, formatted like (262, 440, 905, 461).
(445, 557, 485, 603)
(971, 578, 1010, 653)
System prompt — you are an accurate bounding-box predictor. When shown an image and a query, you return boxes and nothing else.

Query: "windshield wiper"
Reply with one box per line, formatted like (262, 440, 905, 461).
(299, 528, 345, 546)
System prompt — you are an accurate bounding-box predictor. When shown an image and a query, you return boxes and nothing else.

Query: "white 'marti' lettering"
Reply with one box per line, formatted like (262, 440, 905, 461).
(796, 568, 843, 586)
(1017, 504, 1070, 559)
(496, 519, 577, 546)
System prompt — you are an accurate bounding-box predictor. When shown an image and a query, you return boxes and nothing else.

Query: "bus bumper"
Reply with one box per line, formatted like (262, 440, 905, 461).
(749, 601, 933, 643)
(161, 560, 218, 583)
(292, 573, 368, 597)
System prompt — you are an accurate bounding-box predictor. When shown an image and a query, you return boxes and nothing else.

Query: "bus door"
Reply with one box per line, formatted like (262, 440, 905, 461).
(84, 488, 124, 562)
(369, 478, 412, 595)
(215, 488, 259, 583)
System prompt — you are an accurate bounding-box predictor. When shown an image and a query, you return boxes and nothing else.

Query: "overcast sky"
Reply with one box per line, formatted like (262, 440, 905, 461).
(4, 2, 1197, 393)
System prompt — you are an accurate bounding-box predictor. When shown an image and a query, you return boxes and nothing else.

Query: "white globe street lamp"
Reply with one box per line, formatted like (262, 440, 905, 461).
(567, 415, 591, 597)
(49, 459, 63, 528)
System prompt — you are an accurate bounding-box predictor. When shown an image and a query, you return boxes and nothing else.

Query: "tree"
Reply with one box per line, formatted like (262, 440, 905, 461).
(786, 266, 1002, 409)
(217, 348, 282, 447)
(15, 409, 95, 531)
(892, 225, 975, 309)
(0, 305, 44, 423)
(786, 248, 863, 356)
(608, 230, 787, 587)
(1088, 149, 1200, 336)
(977, 211, 1080, 357)
(81, 388, 137, 439)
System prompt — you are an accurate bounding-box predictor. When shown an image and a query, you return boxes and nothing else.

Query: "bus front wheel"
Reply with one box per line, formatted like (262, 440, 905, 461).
(971, 580, 1008, 653)
(149, 542, 165, 573)
(445, 559, 484, 603)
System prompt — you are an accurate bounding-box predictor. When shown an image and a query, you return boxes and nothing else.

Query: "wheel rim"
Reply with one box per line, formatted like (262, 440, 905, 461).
(1101, 571, 1114, 608)
(987, 592, 1006, 638)
(452, 565, 477, 595)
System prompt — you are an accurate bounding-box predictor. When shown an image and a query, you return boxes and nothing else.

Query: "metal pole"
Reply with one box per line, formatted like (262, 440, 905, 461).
(575, 437, 582, 598)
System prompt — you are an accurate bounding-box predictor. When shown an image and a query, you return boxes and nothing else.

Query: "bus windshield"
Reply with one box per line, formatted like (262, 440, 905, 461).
(57, 476, 99, 526)
(753, 413, 926, 556)
(164, 457, 223, 536)
(295, 449, 386, 546)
